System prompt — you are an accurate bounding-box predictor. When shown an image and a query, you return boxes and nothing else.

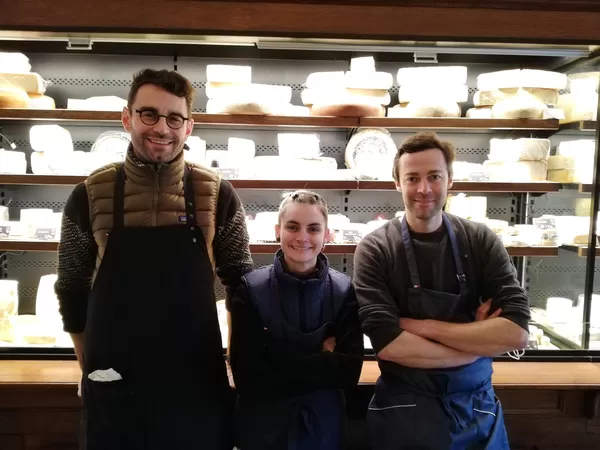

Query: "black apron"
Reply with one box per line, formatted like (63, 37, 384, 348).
(236, 269, 345, 450)
(80, 165, 233, 450)
(367, 213, 510, 450)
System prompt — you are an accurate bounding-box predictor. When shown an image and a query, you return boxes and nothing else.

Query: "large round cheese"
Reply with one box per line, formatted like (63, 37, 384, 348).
(301, 88, 391, 106)
(205, 83, 292, 104)
(344, 71, 393, 90)
(397, 66, 467, 86)
(205, 65, 251, 84)
(474, 88, 559, 107)
(306, 72, 345, 89)
(491, 95, 545, 119)
(0, 88, 29, 108)
(206, 98, 287, 115)
(345, 128, 396, 180)
(404, 99, 461, 118)
(0, 72, 46, 94)
(477, 69, 567, 91)
(484, 160, 548, 182)
(310, 103, 384, 117)
(488, 138, 550, 162)
(466, 107, 492, 119)
(398, 85, 468, 104)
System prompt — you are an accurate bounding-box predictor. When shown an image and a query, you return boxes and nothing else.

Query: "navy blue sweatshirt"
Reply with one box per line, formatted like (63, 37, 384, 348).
(230, 251, 364, 399)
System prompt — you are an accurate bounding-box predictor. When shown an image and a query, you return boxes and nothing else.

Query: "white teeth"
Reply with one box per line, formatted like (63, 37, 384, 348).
(149, 139, 171, 145)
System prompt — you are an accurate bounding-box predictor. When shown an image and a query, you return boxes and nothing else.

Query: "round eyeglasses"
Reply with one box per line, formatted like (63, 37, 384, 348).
(135, 109, 189, 130)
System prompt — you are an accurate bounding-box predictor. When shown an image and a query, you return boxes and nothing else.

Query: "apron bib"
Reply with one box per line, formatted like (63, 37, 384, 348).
(81, 165, 233, 450)
(367, 214, 510, 450)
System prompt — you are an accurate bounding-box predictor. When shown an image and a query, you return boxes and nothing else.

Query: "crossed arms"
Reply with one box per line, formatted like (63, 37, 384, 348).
(354, 230, 530, 370)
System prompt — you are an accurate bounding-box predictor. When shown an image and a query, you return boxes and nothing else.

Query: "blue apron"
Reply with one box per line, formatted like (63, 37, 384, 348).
(236, 257, 347, 450)
(367, 213, 510, 450)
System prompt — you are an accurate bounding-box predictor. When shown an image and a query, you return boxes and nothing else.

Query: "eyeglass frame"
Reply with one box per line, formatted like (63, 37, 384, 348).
(131, 107, 191, 130)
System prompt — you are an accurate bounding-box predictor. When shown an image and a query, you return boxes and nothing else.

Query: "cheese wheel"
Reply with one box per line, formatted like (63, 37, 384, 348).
(466, 107, 492, 119)
(306, 72, 345, 89)
(491, 96, 545, 119)
(310, 103, 385, 117)
(344, 71, 393, 90)
(205, 83, 292, 103)
(0, 72, 46, 94)
(301, 88, 390, 106)
(27, 94, 55, 109)
(404, 99, 461, 118)
(474, 88, 559, 107)
(350, 57, 376, 73)
(484, 160, 548, 182)
(398, 85, 468, 104)
(206, 98, 289, 115)
(205, 65, 251, 84)
(345, 128, 396, 176)
(0, 88, 29, 108)
(387, 104, 409, 118)
(477, 69, 567, 91)
(397, 66, 467, 86)
(488, 138, 550, 162)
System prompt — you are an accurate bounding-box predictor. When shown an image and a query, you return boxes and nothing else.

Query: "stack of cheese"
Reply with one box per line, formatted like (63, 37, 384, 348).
(558, 71, 599, 123)
(0, 148, 27, 174)
(469, 69, 567, 119)
(548, 139, 595, 183)
(445, 194, 488, 221)
(389, 66, 468, 118)
(67, 96, 127, 111)
(302, 57, 392, 117)
(0, 52, 54, 109)
(483, 138, 550, 182)
(205, 64, 306, 116)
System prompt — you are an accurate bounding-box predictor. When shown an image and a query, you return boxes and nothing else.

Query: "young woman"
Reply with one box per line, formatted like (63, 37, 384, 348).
(230, 190, 364, 450)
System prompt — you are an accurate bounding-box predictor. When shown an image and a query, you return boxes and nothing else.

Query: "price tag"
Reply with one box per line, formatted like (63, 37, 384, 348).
(342, 229, 363, 243)
(33, 227, 57, 241)
(218, 168, 240, 179)
(533, 218, 556, 230)
(0, 225, 10, 238)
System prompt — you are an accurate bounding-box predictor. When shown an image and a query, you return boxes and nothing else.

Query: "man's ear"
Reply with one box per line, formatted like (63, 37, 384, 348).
(122, 107, 132, 132)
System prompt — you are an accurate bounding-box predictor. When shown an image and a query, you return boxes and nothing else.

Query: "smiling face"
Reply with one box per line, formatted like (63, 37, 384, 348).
(275, 202, 330, 275)
(122, 84, 193, 164)
(396, 148, 453, 232)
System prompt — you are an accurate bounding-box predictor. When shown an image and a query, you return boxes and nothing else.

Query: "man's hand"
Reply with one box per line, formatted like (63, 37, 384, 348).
(322, 336, 336, 352)
(476, 299, 502, 321)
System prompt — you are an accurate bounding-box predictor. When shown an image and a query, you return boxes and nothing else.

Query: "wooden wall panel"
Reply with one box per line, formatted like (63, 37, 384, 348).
(0, 1, 599, 44)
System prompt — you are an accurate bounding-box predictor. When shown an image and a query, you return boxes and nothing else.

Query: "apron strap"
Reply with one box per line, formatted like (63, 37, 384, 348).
(442, 213, 468, 297)
(400, 216, 421, 288)
(183, 164, 199, 228)
(113, 164, 126, 231)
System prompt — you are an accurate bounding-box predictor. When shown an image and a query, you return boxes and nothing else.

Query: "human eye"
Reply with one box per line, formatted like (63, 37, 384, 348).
(167, 114, 185, 128)
(286, 224, 298, 231)
(140, 109, 158, 121)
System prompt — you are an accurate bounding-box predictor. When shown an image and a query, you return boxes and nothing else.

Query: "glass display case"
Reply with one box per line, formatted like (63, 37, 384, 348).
(0, 36, 598, 361)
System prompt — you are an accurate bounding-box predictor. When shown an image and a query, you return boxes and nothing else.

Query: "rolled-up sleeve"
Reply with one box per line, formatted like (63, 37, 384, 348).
(353, 235, 404, 353)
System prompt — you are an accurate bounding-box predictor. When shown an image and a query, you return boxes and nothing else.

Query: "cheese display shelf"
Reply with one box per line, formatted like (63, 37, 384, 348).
(0, 48, 598, 360)
(0, 109, 564, 132)
(558, 121, 598, 133)
(0, 239, 560, 257)
(359, 117, 559, 131)
(0, 174, 562, 193)
(563, 245, 600, 258)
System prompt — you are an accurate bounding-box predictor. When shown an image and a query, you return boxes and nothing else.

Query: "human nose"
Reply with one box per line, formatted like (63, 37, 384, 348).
(152, 116, 170, 134)
(417, 179, 432, 194)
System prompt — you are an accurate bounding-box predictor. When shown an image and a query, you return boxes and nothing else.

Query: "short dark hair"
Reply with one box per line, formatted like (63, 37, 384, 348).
(128, 69, 195, 114)
(392, 131, 456, 183)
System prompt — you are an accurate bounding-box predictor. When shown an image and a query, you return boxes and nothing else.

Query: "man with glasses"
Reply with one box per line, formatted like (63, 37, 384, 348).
(55, 68, 253, 450)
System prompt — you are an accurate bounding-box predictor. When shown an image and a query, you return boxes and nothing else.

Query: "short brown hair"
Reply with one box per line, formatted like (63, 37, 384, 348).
(128, 69, 195, 114)
(392, 131, 456, 183)
(278, 190, 328, 225)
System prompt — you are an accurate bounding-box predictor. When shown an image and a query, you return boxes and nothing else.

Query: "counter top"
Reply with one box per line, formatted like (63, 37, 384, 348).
(1, 361, 600, 389)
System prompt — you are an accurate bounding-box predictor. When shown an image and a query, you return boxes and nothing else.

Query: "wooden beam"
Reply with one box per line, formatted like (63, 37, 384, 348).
(0, 1, 599, 43)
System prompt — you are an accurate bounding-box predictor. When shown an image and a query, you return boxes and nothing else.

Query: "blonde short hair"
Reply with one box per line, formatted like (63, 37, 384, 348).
(278, 190, 328, 225)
